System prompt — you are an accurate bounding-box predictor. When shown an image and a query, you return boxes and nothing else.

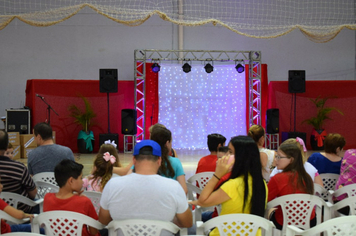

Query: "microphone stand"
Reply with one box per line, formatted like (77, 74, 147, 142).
(37, 96, 59, 125)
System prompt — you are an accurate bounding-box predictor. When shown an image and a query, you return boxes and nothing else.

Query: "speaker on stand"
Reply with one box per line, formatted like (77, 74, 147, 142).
(99, 69, 119, 149)
(266, 109, 279, 134)
(121, 109, 137, 153)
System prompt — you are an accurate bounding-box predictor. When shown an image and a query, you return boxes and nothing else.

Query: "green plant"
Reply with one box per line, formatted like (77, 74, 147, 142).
(302, 96, 343, 130)
(68, 96, 96, 132)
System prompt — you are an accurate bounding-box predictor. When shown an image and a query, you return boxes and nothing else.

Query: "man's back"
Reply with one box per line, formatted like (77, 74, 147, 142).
(28, 144, 74, 175)
(196, 154, 217, 174)
(101, 173, 188, 221)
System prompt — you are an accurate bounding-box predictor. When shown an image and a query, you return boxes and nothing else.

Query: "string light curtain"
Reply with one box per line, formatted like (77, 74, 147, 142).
(158, 64, 246, 149)
(0, 0, 355, 43)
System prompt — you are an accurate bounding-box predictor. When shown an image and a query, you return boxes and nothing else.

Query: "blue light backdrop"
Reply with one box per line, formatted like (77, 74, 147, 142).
(158, 64, 246, 150)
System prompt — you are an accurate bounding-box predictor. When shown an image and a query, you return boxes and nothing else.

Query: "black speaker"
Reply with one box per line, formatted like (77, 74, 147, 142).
(100, 69, 118, 93)
(266, 109, 279, 134)
(6, 109, 30, 134)
(99, 133, 119, 149)
(288, 70, 305, 93)
(121, 109, 137, 135)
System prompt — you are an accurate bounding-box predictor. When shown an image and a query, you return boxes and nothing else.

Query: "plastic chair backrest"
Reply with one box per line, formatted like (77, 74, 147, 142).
(83, 191, 102, 215)
(331, 183, 356, 201)
(266, 194, 328, 236)
(0, 210, 28, 227)
(32, 172, 57, 186)
(286, 215, 356, 236)
(198, 213, 275, 236)
(314, 183, 327, 197)
(34, 180, 59, 199)
(2, 233, 44, 236)
(320, 173, 340, 201)
(32, 210, 104, 235)
(187, 172, 214, 189)
(330, 195, 356, 216)
(0, 192, 43, 211)
(107, 219, 180, 236)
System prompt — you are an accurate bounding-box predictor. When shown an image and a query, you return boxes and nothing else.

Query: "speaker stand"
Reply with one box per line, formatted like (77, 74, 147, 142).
(37, 96, 59, 125)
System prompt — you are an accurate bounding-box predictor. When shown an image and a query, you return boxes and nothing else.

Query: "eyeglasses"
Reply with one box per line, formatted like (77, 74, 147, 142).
(275, 155, 289, 160)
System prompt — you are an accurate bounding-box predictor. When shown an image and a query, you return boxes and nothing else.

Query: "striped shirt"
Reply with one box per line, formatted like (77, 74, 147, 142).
(0, 155, 37, 212)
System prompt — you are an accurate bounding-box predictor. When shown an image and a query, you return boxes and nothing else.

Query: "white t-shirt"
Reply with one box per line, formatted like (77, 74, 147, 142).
(100, 173, 188, 235)
(260, 147, 275, 182)
(270, 162, 318, 181)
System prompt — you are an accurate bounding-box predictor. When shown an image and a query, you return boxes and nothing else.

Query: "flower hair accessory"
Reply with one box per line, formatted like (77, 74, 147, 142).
(103, 152, 116, 164)
(104, 140, 117, 148)
(296, 137, 307, 152)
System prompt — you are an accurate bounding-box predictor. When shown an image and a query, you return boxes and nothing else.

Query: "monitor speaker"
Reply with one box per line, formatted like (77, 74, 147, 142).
(6, 109, 30, 134)
(266, 109, 279, 134)
(288, 70, 305, 93)
(99, 69, 118, 93)
(121, 109, 137, 135)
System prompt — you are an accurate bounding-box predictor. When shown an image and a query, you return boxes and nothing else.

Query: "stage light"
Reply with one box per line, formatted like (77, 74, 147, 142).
(182, 62, 191, 73)
(235, 63, 244, 73)
(204, 63, 214, 73)
(151, 63, 161, 73)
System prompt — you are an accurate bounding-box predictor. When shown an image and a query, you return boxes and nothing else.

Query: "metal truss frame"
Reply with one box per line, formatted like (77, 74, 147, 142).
(134, 49, 262, 141)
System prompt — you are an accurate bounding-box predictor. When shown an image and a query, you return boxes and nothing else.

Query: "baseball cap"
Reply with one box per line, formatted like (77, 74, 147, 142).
(133, 140, 161, 157)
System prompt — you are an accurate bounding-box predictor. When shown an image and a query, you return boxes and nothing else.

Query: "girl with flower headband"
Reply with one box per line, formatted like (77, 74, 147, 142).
(83, 141, 131, 191)
(270, 137, 324, 187)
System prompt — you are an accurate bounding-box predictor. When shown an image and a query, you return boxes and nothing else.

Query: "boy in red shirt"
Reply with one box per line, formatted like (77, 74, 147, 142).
(43, 159, 101, 236)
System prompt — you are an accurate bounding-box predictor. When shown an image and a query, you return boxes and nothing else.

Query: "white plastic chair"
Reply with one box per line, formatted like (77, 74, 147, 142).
(265, 194, 329, 236)
(314, 183, 327, 197)
(287, 215, 356, 236)
(0, 192, 43, 213)
(0, 210, 29, 226)
(196, 213, 275, 236)
(2, 233, 43, 236)
(83, 191, 102, 215)
(32, 210, 104, 235)
(32, 172, 57, 186)
(34, 180, 59, 199)
(320, 173, 340, 201)
(328, 195, 356, 217)
(327, 183, 356, 203)
(187, 172, 214, 189)
(107, 219, 180, 236)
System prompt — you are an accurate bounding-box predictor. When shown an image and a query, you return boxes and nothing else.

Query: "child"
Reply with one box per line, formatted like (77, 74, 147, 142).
(43, 159, 100, 236)
(83, 143, 118, 192)
(4, 143, 14, 159)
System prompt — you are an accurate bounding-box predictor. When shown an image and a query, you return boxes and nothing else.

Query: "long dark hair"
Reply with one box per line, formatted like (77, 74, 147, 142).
(150, 126, 175, 178)
(227, 135, 266, 217)
(279, 143, 314, 194)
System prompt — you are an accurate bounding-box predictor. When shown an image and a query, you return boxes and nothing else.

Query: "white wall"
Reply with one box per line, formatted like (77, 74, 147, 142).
(0, 8, 354, 129)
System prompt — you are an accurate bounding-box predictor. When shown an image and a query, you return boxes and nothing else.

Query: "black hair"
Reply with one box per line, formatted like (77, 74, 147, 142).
(207, 133, 226, 152)
(54, 159, 83, 188)
(225, 135, 266, 217)
(34, 122, 53, 140)
(150, 126, 175, 178)
(218, 146, 229, 153)
(0, 131, 8, 151)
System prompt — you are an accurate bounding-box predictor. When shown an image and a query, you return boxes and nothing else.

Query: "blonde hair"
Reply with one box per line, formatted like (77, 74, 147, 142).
(149, 123, 166, 134)
(282, 138, 306, 163)
(90, 144, 121, 191)
(248, 125, 265, 143)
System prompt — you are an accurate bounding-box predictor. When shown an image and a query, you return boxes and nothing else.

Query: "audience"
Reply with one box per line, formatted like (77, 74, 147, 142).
(190, 135, 267, 236)
(98, 140, 192, 230)
(0, 130, 38, 213)
(270, 137, 324, 187)
(150, 126, 187, 194)
(44, 159, 101, 236)
(307, 133, 346, 174)
(248, 125, 275, 181)
(149, 123, 178, 157)
(196, 133, 226, 174)
(28, 122, 75, 175)
(268, 142, 315, 230)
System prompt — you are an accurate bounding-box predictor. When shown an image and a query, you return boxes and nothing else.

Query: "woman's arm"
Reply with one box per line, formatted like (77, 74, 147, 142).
(195, 156, 233, 207)
(113, 160, 134, 176)
(176, 175, 188, 195)
(4, 205, 33, 220)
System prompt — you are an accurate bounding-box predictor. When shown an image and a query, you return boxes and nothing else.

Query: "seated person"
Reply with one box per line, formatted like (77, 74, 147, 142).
(0, 130, 37, 213)
(99, 140, 192, 231)
(43, 159, 101, 236)
(308, 133, 345, 174)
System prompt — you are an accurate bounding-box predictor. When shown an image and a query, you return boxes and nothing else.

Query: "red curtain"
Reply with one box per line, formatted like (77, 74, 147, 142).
(267, 81, 356, 149)
(25, 79, 134, 152)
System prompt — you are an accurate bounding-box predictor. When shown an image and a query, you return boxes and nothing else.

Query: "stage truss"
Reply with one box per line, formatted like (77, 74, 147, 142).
(134, 49, 262, 141)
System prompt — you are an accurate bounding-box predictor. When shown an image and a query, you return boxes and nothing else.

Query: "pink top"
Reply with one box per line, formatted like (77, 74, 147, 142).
(83, 175, 102, 192)
(335, 149, 356, 200)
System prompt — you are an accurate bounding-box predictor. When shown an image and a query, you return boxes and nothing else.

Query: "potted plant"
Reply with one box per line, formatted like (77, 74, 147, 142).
(302, 96, 343, 150)
(68, 96, 96, 153)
